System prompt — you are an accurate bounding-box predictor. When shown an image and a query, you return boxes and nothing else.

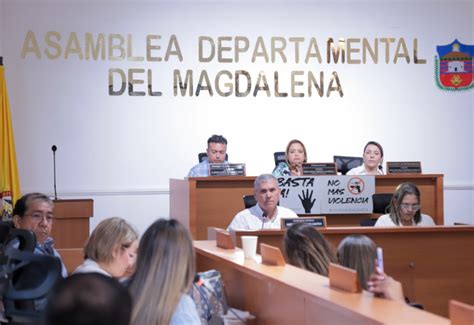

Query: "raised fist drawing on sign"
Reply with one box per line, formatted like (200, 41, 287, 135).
(298, 189, 315, 213)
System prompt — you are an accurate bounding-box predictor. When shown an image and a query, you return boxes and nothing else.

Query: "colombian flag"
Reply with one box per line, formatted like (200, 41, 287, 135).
(0, 58, 21, 220)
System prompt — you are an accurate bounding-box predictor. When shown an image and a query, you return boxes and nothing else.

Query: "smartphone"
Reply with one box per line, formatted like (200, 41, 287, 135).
(376, 247, 384, 273)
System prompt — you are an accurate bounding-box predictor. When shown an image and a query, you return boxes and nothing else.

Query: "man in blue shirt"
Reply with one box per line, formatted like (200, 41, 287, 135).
(188, 135, 228, 177)
(9, 193, 68, 310)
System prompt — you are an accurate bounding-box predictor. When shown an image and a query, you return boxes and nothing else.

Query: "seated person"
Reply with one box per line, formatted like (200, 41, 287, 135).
(337, 235, 376, 290)
(338, 235, 405, 303)
(347, 141, 385, 175)
(8, 193, 67, 311)
(10, 193, 67, 277)
(74, 217, 138, 278)
(374, 182, 436, 226)
(128, 219, 200, 324)
(272, 139, 307, 177)
(284, 223, 336, 276)
(44, 273, 132, 325)
(228, 174, 298, 230)
(188, 134, 228, 177)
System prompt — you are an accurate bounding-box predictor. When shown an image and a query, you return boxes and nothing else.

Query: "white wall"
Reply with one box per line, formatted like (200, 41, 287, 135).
(1, 0, 473, 236)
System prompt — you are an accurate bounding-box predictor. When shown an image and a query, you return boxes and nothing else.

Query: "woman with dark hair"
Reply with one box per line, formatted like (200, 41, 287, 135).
(347, 141, 385, 175)
(284, 223, 336, 276)
(375, 182, 436, 226)
(128, 219, 200, 325)
(337, 235, 376, 290)
(272, 139, 308, 176)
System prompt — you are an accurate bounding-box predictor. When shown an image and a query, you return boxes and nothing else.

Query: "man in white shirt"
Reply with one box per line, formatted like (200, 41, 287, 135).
(227, 174, 298, 230)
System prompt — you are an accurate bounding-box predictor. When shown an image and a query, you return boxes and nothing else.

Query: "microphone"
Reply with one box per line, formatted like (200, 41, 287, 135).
(261, 212, 267, 230)
(51, 145, 58, 200)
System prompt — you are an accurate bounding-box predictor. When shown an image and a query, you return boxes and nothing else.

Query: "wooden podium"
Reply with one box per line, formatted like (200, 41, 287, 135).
(51, 199, 93, 249)
(170, 174, 444, 240)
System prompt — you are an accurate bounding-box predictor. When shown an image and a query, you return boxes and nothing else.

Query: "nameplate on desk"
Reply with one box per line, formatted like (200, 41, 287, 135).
(281, 217, 327, 229)
(260, 243, 286, 266)
(386, 161, 422, 174)
(303, 163, 337, 175)
(209, 163, 246, 176)
(216, 230, 235, 249)
(329, 263, 361, 293)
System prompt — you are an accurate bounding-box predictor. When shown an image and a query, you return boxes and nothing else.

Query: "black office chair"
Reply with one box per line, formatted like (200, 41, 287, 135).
(3, 248, 62, 323)
(360, 193, 393, 226)
(243, 195, 257, 209)
(333, 156, 363, 175)
(360, 219, 377, 227)
(372, 193, 393, 214)
(273, 151, 286, 167)
(1, 229, 62, 323)
(0, 221, 14, 244)
(198, 152, 229, 163)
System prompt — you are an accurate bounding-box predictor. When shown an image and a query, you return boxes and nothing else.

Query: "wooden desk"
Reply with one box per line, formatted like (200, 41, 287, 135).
(170, 174, 444, 239)
(51, 199, 93, 249)
(195, 240, 448, 324)
(230, 226, 474, 317)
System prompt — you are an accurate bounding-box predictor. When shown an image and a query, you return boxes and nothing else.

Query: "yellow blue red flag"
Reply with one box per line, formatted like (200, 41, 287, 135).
(0, 57, 21, 220)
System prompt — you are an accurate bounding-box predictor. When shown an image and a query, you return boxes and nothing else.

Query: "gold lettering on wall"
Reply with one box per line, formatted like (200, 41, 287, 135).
(215, 70, 233, 96)
(252, 37, 269, 63)
(394, 38, 409, 64)
(64, 32, 83, 59)
(234, 37, 249, 63)
(20, 32, 429, 99)
(413, 38, 426, 64)
(327, 72, 343, 97)
(327, 38, 345, 64)
(362, 38, 378, 64)
(109, 34, 126, 61)
(291, 71, 305, 97)
(346, 38, 361, 64)
(45, 31, 62, 59)
(235, 70, 251, 97)
(85, 33, 106, 60)
(21, 31, 41, 58)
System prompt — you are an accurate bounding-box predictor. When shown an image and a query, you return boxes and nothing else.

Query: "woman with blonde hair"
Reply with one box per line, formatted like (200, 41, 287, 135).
(74, 217, 138, 278)
(284, 223, 336, 276)
(128, 219, 200, 325)
(272, 139, 308, 176)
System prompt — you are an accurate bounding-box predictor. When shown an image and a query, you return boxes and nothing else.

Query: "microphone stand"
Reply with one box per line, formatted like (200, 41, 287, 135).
(52, 145, 58, 200)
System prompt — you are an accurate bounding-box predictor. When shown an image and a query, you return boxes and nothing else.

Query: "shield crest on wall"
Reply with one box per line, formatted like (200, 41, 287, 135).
(435, 39, 473, 91)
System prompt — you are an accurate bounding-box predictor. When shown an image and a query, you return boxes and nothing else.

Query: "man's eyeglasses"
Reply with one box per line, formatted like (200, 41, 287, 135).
(400, 204, 420, 211)
(25, 213, 55, 224)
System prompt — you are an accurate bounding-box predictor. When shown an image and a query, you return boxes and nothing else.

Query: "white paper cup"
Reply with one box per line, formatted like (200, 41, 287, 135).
(241, 236, 258, 259)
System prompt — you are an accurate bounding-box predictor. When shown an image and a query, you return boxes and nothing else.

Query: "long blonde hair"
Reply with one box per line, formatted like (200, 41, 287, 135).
(129, 219, 195, 325)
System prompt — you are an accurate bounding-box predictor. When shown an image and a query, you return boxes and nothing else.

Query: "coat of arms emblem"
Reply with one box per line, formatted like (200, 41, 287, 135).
(435, 39, 473, 91)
